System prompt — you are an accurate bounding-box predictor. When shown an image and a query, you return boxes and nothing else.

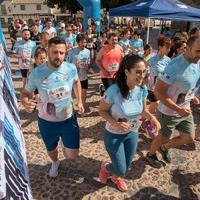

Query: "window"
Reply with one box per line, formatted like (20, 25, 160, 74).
(20, 5, 25, 10)
(8, 18, 14, 23)
(36, 5, 41, 10)
(0, 18, 5, 24)
(1, 5, 6, 14)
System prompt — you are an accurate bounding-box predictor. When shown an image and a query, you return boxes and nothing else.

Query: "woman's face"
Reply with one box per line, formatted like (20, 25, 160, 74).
(36, 53, 47, 65)
(159, 44, 171, 55)
(145, 47, 152, 55)
(124, 31, 131, 40)
(177, 43, 186, 55)
(126, 61, 147, 87)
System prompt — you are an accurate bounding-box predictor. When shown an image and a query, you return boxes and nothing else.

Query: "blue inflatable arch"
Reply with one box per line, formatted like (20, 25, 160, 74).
(77, 0, 101, 34)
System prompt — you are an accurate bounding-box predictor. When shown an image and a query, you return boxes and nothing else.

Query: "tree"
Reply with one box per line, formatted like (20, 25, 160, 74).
(101, 0, 134, 10)
(45, 0, 135, 13)
(45, 0, 82, 14)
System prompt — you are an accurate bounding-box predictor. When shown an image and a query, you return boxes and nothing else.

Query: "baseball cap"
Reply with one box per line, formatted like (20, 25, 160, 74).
(61, 23, 65, 28)
(15, 23, 20, 29)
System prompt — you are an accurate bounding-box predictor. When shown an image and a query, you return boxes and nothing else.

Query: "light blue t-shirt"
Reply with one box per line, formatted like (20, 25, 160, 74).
(148, 54, 171, 91)
(103, 83, 148, 134)
(67, 47, 90, 81)
(62, 34, 76, 47)
(129, 38, 143, 52)
(26, 61, 78, 122)
(119, 38, 130, 55)
(158, 54, 200, 116)
(13, 39, 36, 69)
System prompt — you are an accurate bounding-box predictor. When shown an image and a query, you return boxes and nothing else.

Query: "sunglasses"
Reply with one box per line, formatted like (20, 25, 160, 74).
(66, 29, 72, 31)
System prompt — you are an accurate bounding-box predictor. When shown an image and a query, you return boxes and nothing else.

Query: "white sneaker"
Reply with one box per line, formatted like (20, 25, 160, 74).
(49, 160, 60, 178)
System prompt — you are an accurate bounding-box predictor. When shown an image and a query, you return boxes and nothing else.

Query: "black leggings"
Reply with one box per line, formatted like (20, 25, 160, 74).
(101, 78, 114, 90)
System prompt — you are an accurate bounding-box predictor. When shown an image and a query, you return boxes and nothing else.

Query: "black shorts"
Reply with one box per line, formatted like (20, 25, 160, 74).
(147, 90, 158, 102)
(20, 69, 28, 78)
(80, 79, 88, 89)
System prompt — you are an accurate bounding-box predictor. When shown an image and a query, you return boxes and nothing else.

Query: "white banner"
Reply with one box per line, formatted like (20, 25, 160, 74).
(0, 39, 32, 199)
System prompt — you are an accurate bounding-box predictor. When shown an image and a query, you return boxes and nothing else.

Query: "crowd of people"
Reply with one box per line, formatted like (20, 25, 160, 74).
(7, 17, 200, 192)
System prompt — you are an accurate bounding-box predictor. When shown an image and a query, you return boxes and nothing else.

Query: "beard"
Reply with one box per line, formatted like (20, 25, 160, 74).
(23, 37, 30, 41)
(49, 58, 63, 68)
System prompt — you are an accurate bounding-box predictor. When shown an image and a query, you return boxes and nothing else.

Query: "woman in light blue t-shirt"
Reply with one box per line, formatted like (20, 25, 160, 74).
(98, 55, 161, 192)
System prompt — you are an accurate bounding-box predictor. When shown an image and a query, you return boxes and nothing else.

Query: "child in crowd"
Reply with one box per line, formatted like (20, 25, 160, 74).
(29, 47, 47, 100)
(142, 44, 152, 62)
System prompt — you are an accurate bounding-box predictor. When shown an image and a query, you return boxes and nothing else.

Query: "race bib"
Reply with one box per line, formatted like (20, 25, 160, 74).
(47, 85, 70, 103)
(176, 88, 198, 108)
(108, 63, 119, 72)
(128, 118, 142, 132)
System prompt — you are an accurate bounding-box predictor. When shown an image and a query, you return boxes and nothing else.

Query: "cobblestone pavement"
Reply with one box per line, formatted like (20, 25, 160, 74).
(10, 56, 200, 200)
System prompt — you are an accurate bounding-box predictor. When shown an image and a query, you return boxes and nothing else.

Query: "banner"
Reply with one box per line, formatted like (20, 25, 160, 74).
(0, 36, 32, 199)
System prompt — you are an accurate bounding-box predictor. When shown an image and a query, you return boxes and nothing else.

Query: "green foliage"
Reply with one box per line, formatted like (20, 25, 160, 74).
(45, 0, 135, 13)
(46, 0, 82, 13)
(101, 0, 134, 10)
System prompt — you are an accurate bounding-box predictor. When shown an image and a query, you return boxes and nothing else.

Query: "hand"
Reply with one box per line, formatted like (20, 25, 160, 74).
(192, 96, 200, 105)
(24, 99, 37, 113)
(150, 116, 161, 134)
(0, 63, 5, 71)
(114, 122, 131, 132)
(177, 107, 191, 117)
(77, 102, 84, 115)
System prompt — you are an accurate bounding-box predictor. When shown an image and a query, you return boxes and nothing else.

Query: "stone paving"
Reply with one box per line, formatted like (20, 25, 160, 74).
(9, 55, 200, 200)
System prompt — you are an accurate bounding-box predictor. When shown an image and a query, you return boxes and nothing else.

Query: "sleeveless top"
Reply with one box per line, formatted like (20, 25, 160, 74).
(101, 44, 123, 78)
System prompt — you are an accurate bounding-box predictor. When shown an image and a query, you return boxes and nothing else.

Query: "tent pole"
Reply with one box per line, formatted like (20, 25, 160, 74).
(146, 17, 150, 44)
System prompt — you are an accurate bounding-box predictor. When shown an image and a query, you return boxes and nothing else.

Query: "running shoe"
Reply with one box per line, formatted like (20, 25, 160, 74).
(111, 176, 128, 192)
(159, 147, 171, 163)
(99, 161, 109, 184)
(146, 152, 162, 169)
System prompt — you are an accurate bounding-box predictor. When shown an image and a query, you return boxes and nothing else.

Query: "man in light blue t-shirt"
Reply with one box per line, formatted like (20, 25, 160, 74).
(12, 29, 36, 88)
(146, 36, 200, 169)
(20, 37, 84, 178)
(67, 33, 90, 108)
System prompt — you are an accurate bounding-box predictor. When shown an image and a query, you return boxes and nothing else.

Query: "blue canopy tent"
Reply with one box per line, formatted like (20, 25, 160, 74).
(109, 0, 200, 43)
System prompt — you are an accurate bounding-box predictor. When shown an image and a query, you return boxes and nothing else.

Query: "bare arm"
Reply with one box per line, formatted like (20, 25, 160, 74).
(141, 100, 161, 133)
(95, 47, 109, 77)
(154, 79, 191, 117)
(95, 47, 105, 71)
(73, 78, 84, 114)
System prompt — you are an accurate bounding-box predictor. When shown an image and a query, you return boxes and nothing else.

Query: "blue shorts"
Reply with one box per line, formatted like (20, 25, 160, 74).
(38, 113, 80, 151)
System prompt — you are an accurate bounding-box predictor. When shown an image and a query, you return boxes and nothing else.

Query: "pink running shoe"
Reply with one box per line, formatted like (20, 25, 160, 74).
(111, 176, 128, 192)
(99, 162, 109, 184)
